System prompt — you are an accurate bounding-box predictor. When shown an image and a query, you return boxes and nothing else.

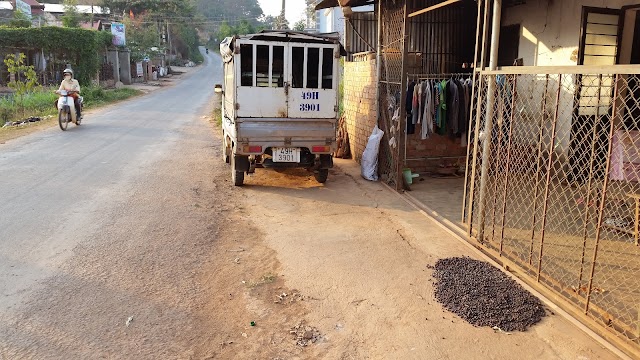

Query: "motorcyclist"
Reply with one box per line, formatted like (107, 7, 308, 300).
(56, 68, 82, 120)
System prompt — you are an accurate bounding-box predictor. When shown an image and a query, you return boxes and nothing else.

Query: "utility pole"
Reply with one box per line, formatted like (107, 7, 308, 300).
(166, 21, 172, 59)
(278, 0, 286, 29)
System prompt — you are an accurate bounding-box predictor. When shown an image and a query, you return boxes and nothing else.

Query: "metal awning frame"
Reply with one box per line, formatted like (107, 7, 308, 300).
(408, 0, 463, 18)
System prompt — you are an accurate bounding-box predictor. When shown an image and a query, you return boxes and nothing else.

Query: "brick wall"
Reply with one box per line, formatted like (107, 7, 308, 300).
(343, 56, 378, 163)
(406, 131, 468, 174)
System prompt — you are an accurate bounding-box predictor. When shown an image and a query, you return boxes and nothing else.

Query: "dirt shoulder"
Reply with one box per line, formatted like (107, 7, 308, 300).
(198, 160, 620, 359)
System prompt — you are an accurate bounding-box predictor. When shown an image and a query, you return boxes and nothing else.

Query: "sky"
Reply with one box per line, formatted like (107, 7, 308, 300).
(257, 0, 306, 26)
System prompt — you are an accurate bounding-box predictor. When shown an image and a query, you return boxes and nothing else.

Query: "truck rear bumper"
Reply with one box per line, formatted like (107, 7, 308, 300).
(234, 118, 336, 153)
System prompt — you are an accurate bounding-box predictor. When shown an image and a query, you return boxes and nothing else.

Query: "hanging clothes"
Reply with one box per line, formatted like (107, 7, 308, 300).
(411, 83, 420, 125)
(436, 80, 448, 135)
(406, 81, 416, 135)
(447, 79, 460, 136)
(421, 80, 434, 140)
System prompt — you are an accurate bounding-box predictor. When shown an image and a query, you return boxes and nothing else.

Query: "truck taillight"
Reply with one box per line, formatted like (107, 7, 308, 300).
(312, 146, 331, 153)
(243, 145, 262, 153)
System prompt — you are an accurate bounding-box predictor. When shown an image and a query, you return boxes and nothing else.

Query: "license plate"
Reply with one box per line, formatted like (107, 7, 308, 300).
(272, 147, 300, 163)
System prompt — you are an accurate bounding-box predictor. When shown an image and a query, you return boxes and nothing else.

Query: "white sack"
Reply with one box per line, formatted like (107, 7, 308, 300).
(361, 125, 384, 181)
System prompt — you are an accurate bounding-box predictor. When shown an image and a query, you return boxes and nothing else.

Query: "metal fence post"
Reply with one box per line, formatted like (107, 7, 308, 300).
(477, 0, 502, 241)
(578, 74, 603, 291)
(395, 2, 410, 191)
(585, 74, 620, 314)
(499, 74, 518, 254)
(536, 74, 562, 282)
(462, 0, 484, 224)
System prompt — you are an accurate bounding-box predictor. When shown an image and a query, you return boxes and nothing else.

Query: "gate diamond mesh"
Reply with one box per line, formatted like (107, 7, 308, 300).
(466, 70, 640, 354)
(377, 0, 406, 188)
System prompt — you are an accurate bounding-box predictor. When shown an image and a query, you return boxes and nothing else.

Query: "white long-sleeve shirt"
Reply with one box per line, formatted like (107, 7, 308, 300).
(58, 78, 80, 93)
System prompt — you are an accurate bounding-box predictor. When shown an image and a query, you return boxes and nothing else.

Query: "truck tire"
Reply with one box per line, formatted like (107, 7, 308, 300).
(231, 155, 244, 186)
(222, 134, 230, 164)
(314, 169, 328, 183)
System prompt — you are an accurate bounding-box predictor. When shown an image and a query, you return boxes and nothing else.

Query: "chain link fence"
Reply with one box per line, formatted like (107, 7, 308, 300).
(377, 0, 405, 188)
(466, 68, 640, 355)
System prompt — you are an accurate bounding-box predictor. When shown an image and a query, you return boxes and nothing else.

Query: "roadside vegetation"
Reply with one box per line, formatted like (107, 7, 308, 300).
(0, 86, 141, 142)
(212, 107, 222, 127)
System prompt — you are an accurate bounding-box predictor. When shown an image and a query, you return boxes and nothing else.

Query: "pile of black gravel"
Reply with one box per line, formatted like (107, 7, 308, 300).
(431, 257, 546, 332)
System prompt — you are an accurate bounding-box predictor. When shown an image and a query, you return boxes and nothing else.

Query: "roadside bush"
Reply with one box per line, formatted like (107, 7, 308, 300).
(20, 89, 57, 114)
(82, 86, 139, 107)
(0, 100, 17, 123)
(82, 86, 105, 100)
(0, 86, 140, 123)
(0, 27, 113, 85)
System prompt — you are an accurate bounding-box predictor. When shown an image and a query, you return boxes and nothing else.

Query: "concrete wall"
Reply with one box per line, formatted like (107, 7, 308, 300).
(118, 49, 131, 85)
(501, 0, 640, 66)
(500, 0, 640, 161)
(343, 56, 377, 163)
(317, 7, 346, 42)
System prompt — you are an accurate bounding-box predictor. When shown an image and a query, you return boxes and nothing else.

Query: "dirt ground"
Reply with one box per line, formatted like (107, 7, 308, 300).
(0, 121, 621, 359)
(0, 89, 624, 359)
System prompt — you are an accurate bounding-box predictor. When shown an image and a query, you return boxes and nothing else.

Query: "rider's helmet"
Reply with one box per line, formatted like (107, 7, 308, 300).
(63, 68, 73, 77)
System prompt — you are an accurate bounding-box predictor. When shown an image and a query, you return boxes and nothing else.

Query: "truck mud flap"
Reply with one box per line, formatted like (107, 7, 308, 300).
(234, 155, 250, 172)
(318, 154, 333, 169)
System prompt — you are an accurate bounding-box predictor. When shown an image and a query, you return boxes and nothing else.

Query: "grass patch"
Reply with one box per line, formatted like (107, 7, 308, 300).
(82, 87, 141, 108)
(247, 273, 277, 288)
(212, 107, 222, 127)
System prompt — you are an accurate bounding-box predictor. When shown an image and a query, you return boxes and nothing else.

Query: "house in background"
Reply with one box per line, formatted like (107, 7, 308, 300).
(314, 1, 375, 43)
(0, 0, 45, 26)
(40, 3, 109, 27)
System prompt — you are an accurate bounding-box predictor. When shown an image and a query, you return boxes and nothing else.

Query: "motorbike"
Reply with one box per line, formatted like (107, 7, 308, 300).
(206, 48, 209, 54)
(56, 90, 82, 131)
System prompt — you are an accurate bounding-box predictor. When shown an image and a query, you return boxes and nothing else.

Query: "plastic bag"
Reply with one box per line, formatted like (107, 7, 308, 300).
(361, 125, 384, 181)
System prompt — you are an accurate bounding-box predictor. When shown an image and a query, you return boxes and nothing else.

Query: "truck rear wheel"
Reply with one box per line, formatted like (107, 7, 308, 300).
(314, 169, 328, 184)
(222, 134, 230, 164)
(222, 146, 230, 164)
(231, 155, 244, 186)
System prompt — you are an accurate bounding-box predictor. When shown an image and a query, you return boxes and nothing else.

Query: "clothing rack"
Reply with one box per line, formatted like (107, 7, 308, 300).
(407, 72, 473, 81)
(403, 73, 474, 166)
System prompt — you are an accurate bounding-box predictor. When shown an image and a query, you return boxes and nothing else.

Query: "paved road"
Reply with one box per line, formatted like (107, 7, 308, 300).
(0, 49, 222, 318)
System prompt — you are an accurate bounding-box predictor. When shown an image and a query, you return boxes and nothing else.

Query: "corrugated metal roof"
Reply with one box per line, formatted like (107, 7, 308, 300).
(221, 30, 347, 63)
(239, 30, 345, 50)
(315, 0, 375, 11)
(43, 3, 108, 14)
(0, 1, 13, 10)
(22, 0, 44, 8)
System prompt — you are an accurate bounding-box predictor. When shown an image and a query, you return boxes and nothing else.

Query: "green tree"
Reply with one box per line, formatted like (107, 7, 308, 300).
(101, 0, 201, 61)
(4, 53, 40, 117)
(235, 19, 255, 35)
(6, 10, 32, 28)
(62, 0, 81, 28)
(258, 15, 277, 31)
(305, 0, 317, 30)
(196, 0, 263, 24)
(122, 16, 162, 62)
(293, 19, 305, 31)
(216, 19, 256, 41)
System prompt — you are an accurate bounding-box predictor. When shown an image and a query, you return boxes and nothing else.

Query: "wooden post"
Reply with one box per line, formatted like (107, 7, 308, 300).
(395, 2, 410, 191)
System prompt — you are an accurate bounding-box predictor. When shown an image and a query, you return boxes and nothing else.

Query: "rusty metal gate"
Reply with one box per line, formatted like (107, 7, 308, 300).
(377, 0, 407, 189)
(465, 66, 640, 356)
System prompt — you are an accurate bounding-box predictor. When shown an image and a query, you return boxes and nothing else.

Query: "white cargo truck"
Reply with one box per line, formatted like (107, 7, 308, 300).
(217, 31, 344, 186)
